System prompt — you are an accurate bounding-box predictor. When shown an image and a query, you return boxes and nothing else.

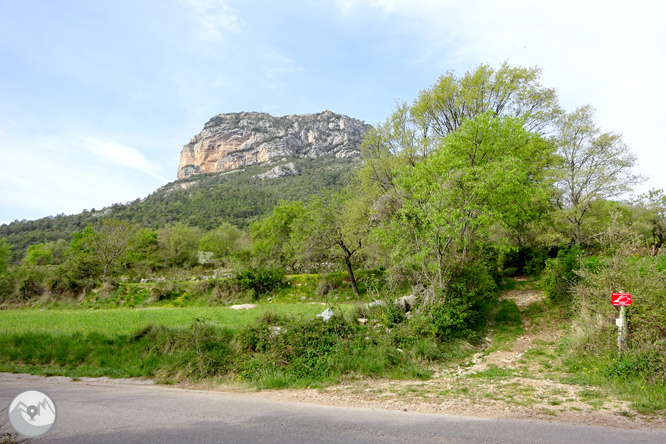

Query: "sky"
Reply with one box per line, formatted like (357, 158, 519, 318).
(1, 0, 664, 225)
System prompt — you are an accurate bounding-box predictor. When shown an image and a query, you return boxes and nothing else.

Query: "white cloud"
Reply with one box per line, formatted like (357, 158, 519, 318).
(81, 137, 169, 183)
(0, 131, 169, 223)
(183, 0, 241, 40)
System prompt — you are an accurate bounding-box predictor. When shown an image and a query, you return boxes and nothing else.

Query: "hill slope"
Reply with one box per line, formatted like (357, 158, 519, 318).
(0, 111, 370, 261)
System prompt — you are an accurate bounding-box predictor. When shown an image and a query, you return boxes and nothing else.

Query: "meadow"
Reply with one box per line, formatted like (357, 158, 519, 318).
(0, 303, 334, 336)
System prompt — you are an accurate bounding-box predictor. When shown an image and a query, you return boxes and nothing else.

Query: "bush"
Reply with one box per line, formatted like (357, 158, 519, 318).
(170, 318, 234, 378)
(235, 267, 285, 297)
(11, 267, 46, 301)
(150, 281, 184, 301)
(412, 263, 498, 341)
(568, 245, 666, 384)
(498, 246, 548, 277)
(542, 245, 581, 304)
(315, 273, 340, 297)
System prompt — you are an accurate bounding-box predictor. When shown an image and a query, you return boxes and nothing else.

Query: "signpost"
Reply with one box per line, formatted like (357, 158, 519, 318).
(612, 293, 632, 357)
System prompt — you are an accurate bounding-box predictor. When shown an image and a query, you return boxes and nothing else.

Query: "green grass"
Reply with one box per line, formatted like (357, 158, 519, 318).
(0, 304, 341, 336)
(563, 354, 666, 414)
(489, 299, 523, 351)
(0, 301, 433, 388)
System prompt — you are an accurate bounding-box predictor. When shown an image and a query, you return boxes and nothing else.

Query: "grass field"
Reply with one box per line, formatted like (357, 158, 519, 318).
(0, 303, 343, 336)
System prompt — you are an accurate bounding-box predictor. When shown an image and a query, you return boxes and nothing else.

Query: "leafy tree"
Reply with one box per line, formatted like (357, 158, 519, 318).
(0, 238, 10, 274)
(200, 223, 244, 261)
(553, 105, 644, 245)
(380, 112, 554, 289)
(633, 189, 666, 255)
(70, 220, 135, 279)
(250, 201, 305, 270)
(292, 192, 372, 295)
(23, 243, 53, 266)
(412, 62, 560, 139)
(157, 223, 202, 267)
(124, 228, 159, 269)
(358, 63, 560, 195)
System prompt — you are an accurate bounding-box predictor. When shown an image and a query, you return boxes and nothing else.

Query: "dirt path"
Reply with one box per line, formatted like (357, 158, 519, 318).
(196, 286, 666, 431)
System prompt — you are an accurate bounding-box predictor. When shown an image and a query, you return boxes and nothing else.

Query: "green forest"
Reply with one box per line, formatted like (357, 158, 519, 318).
(1, 63, 665, 408)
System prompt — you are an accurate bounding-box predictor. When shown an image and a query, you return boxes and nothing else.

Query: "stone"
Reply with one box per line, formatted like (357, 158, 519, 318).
(394, 295, 417, 312)
(256, 162, 298, 180)
(229, 304, 257, 310)
(316, 308, 334, 322)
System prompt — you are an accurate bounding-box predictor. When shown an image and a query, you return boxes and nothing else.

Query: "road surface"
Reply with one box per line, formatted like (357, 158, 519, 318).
(1, 375, 664, 444)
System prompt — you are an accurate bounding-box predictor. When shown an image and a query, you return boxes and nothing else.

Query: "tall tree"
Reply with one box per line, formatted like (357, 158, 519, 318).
(379, 112, 554, 289)
(358, 62, 560, 207)
(412, 62, 560, 139)
(157, 223, 202, 266)
(200, 223, 244, 260)
(554, 105, 644, 245)
(250, 201, 305, 270)
(633, 189, 666, 254)
(292, 192, 371, 295)
(70, 219, 134, 279)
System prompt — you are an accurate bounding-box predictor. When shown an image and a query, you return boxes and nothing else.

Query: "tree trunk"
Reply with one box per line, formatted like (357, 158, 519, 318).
(343, 255, 359, 296)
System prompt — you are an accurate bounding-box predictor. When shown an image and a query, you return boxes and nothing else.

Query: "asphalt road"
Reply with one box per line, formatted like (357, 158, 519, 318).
(1, 376, 665, 444)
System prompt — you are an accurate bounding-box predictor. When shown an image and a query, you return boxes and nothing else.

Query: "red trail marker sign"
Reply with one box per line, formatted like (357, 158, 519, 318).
(612, 293, 632, 306)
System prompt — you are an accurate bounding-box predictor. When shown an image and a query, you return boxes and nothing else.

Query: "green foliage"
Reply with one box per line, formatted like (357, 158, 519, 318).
(554, 105, 643, 245)
(412, 62, 560, 137)
(168, 319, 235, 378)
(250, 200, 305, 269)
(199, 222, 246, 262)
(0, 238, 10, 274)
(498, 246, 548, 277)
(380, 112, 554, 289)
(235, 313, 430, 385)
(568, 245, 666, 380)
(69, 219, 136, 279)
(412, 263, 498, 341)
(0, 308, 433, 387)
(24, 243, 53, 266)
(632, 188, 666, 253)
(291, 191, 372, 294)
(235, 268, 286, 297)
(157, 223, 202, 267)
(150, 281, 185, 302)
(541, 245, 581, 304)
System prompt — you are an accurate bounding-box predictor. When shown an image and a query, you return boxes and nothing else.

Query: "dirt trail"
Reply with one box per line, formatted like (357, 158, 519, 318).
(210, 286, 666, 431)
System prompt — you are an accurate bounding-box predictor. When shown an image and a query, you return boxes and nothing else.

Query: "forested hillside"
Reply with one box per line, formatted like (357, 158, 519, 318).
(0, 156, 356, 262)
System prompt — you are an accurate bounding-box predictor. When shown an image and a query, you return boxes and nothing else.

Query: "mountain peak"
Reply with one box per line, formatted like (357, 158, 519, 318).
(177, 111, 371, 180)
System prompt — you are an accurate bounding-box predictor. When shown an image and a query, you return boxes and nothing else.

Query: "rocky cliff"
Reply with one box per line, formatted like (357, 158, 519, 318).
(177, 110, 371, 180)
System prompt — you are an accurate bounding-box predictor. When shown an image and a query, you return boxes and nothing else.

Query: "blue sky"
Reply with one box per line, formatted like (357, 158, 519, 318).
(1, 0, 664, 225)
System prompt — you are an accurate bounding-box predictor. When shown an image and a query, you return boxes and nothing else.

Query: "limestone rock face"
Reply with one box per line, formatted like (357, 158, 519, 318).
(177, 110, 371, 180)
(256, 162, 298, 180)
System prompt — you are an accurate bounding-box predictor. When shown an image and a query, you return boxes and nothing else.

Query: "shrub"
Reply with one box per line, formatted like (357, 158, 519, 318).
(541, 245, 581, 304)
(150, 281, 184, 301)
(235, 267, 285, 296)
(171, 318, 234, 378)
(498, 246, 548, 277)
(569, 245, 666, 383)
(13, 267, 45, 301)
(315, 273, 340, 297)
